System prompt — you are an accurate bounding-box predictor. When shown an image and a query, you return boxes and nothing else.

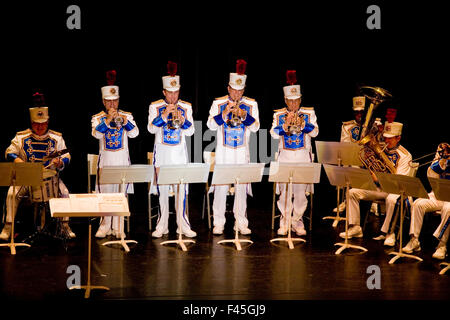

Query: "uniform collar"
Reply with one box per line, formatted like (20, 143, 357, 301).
(31, 130, 50, 140)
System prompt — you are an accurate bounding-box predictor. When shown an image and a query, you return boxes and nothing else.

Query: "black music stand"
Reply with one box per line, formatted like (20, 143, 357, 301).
(99, 165, 154, 252)
(316, 141, 363, 227)
(212, 163, 265, 251)
(376, 172, 429, 264)
(0, 162, 43, 255)
(50, 193, 129, 298)
(428, 177, 450, 274)
(158, 163, 209, 251)
(269, 162, 321, 249)
(323, 164, 377, 254)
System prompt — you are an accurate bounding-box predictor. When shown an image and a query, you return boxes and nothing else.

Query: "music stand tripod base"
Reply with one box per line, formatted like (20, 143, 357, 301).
(334, 242, 368, 255)
(102, 238, 137, 253)
(439, 262, 450, 275)
(218, 234, 253, 251)
(69, 285, 110, 299)
(161, 234, 195, 252)
(0, 242, 31, 255)
(270, 237, 305, 250)
(388, 251, 423, 264)
(322, 216, 346, 228)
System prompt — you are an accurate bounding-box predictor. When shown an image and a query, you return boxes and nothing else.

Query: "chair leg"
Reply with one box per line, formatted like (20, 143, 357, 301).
(206, 188, 211, 230)
(362, 204, 371, 233)
(148, 193, 152, 231)
(309, 193, 313, 232)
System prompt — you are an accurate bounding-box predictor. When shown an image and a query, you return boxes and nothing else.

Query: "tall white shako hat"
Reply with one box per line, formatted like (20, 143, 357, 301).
(383, 121, 403, 138)
(352, 96, 365, 111)
(101, 70, 119, 100)
(283, 70, 301, 100)
(162, 61, 180, 92)
(229, 59, 247, 90)
(29, 92, 49, 123)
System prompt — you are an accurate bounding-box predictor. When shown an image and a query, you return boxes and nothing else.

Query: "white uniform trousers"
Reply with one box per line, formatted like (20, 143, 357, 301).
(5, 180, 70, 223)
(212, 184, 248, 228)
(434, 202, 450, 243)
(409, 192, 450, 243)
(348, 188, 399, 233)
(154, 184, 191, 233)
(277, 183, 308, 228)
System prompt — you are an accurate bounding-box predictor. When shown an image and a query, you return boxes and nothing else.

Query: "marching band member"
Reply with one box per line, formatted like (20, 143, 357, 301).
(206, 59, 260, 235)
(270, 70, 318, 236)
(340, 96, 364, 143)
(340, 121, 412, 246)
(0, 92, 75, 240)
(333, 96, 365, 213)
(91, 70, 139, 239)
(403, 143, 450, 259)
(148, 62, 196, 238)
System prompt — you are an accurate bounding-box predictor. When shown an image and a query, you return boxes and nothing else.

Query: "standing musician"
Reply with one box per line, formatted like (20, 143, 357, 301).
(270, 70, 318, 236)
(91, 70, 139, 239)
(206, 59, 260, 235)
(403, 142, 450, 259)
(0, 92, 75, 240)
(340, 121, 413, 246)
(148, 61, 196, 238)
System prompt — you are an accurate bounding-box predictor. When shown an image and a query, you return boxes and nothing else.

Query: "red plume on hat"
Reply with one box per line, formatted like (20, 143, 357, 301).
(167, 61, 177, 76)
(32, 92, 46, 107)
(106, 70, 117, 85)
(236, 59, 247, 75)
(286, 70, 297, 85)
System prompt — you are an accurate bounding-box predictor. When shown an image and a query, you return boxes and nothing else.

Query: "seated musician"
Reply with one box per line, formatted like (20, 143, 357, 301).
(340, 121, 412, 247)
(403, 142, 450, 259)
(0, 92, 75, 240)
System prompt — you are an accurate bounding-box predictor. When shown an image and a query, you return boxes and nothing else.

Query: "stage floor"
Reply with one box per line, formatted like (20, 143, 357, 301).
(1, 195, 449, 302)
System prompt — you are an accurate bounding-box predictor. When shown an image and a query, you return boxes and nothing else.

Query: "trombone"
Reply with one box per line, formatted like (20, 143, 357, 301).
(409, 142, 449, 169)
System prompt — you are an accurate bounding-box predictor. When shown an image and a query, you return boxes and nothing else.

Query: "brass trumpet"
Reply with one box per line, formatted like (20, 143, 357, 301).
(228, 100, 243, 127)
(114, 115, 124, 128)
(285, 111, 304, 135)
(169, 105, 183, 129)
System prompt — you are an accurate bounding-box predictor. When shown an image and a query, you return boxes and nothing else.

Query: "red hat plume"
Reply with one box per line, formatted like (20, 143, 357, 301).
(167, 61, 177, 77)
(286, 70, 297, 85)
(106, 70, 117, 85)
(32, 92, 46, 107)
(236, 59, 247, 75)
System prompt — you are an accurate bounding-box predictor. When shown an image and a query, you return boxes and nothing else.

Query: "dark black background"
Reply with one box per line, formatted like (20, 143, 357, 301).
(0, 1, 448, 212)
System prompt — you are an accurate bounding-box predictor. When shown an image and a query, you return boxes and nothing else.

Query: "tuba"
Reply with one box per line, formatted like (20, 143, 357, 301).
(358, 86, 396, 174)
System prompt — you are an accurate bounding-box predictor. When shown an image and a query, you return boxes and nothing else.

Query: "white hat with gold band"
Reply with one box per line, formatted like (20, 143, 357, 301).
(30, 92, 49, 123)
(101, 70, 119, 100)
(383, 121, 403, 138)
(353, 96, 365, 111)
(163, 61, 180, 92)
(229, 59, 247, 90)
(283, 70, 301, 100)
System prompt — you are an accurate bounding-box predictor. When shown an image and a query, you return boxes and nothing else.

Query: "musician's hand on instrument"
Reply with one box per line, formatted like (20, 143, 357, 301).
(51, 158, 64, 169)
(177, 110, 185, 125)
(106, 108, 115, 124)
(13, 158, 24, 163)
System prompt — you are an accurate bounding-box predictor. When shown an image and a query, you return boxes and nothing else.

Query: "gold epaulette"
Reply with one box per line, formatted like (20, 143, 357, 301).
(243, 96, 255, 101)
(92, 111, 106, 118)
(342, 120, 355, 125)
(215, 95, 228, 100)
(17, 129, 31, 135)
(301, 107, 314, 110)
(151, 99, 165, 105)
(273, 107, 286, 113)
(119, 109, 132, 115)
(49, 129, 62, 136)
(179, 99, 192, 105)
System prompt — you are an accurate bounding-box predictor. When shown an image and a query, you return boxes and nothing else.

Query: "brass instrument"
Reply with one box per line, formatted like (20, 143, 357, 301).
(409, 142, 450, 169)
(169, 105, 183, 129)
(286, 111, 304, 135)
(358, 86, 396, 174)
(228, 100, 243, 127)
(114, 115, 124, 129)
